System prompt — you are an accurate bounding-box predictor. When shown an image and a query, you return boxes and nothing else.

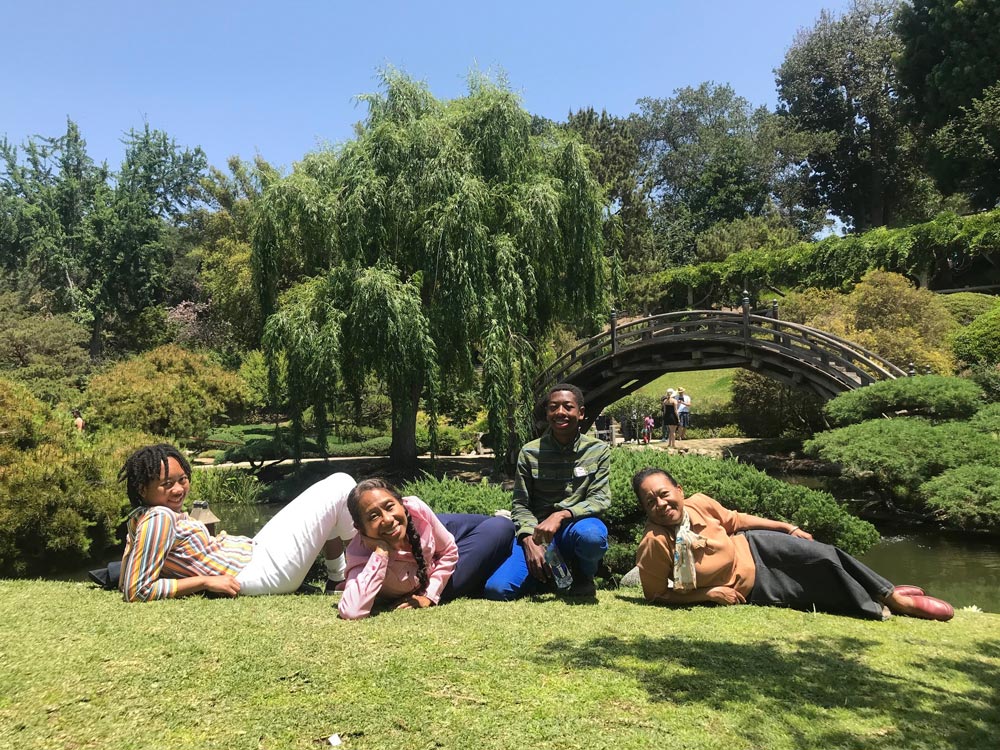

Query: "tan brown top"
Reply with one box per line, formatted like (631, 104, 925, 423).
(636, 493, 757, 600)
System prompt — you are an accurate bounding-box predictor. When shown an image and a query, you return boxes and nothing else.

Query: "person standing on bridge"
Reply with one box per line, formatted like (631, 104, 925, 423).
(484, 383, 611, 600)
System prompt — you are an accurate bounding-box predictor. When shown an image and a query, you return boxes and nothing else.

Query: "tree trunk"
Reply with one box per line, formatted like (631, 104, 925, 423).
(88, 312, 104, 360)
(389, 380, 422, 476)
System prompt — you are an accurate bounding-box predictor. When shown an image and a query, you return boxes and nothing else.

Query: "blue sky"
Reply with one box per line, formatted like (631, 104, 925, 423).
(3, 1, 849, 172)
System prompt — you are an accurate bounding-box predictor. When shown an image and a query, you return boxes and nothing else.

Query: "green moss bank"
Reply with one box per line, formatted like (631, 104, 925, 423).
(1, 580, 996, 750)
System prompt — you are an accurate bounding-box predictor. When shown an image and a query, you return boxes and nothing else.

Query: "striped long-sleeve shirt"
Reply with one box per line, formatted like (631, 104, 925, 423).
(510, 431, 611, 538)
(120, 506, 254, 602)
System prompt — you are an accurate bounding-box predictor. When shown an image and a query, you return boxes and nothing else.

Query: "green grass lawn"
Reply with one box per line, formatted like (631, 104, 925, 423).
(2, 581, 997, 750)
(637, 368, 736, 410)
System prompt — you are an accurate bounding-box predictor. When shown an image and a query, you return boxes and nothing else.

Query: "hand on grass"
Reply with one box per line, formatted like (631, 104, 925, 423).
(202, 574, 241, 597)
(706, 586, 745, 605)
(394, 594, 433, 610)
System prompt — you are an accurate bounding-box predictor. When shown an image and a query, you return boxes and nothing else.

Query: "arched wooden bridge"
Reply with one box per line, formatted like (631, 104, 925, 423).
(533, 304, 907, 430)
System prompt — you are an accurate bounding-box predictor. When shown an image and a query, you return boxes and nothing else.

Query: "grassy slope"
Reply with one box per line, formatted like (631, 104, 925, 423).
(637, 368, 736, 410)
(2, 581, 997, 750)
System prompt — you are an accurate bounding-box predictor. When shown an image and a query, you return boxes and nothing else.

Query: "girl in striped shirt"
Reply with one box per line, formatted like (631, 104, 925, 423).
(119, 443, 356, 602)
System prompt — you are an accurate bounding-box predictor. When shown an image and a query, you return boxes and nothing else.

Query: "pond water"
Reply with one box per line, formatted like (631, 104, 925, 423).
(212, 501, 1000, 613)
(857, 530, 1000, 613)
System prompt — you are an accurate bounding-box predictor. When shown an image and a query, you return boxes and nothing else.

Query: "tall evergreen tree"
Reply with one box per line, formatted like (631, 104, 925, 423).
(776, 0, 930, 231)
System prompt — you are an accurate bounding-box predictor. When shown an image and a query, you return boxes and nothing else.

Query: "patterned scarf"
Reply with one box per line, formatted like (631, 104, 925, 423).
(672, 509, 707, 592)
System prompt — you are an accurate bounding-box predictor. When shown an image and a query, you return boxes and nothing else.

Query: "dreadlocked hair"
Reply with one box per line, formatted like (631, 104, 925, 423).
(118, 443, 192, 508)
(347, 477, 429, 594)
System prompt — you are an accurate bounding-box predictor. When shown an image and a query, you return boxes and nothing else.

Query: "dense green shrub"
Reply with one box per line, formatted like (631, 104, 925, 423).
(969, 403, 1000, 435)
(0, 378, 153, 575)
(967, 363, 1000, 402)
(804, 418, 1000, 504)
(0, 300, 91, 406)
(85, 345, 246, 440)
(952, 305, 1000, 366)
(780, 272, 957, 374)
(640, 209, 1000, 311)
(730, 371, 826, 438)
(939, 292, 1000, 326)
(920, 465, 1000, 531)
(606, 449, 880, 556)
(823, 375, 984, 426)
(326, 436, 393, 458)
(401, 475, 512, 516)
(331, 425, 383, 443)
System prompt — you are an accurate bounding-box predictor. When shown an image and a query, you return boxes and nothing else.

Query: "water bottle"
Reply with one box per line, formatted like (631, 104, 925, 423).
(545, 542, 574, 590)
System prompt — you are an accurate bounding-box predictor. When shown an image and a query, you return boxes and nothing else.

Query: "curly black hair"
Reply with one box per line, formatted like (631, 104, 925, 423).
(118, 443, 192, 508)
(346, 478, 429, 594)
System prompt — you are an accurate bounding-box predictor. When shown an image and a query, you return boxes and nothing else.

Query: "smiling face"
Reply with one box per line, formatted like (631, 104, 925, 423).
(637, 472, 685, 527)
(546, 389, 584, 444)
(139, 456, 190, 513)
(355, 488, 409, 549)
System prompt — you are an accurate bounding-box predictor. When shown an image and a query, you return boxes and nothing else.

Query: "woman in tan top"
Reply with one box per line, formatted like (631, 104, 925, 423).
(633, 467, 953, 621)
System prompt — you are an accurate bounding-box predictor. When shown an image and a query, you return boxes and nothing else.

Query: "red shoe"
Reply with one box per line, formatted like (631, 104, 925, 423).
(893, 585, 925, 597)
(905, 595, 954, 622)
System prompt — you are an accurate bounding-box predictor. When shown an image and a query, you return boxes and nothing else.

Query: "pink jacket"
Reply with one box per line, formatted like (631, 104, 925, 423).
(338, 496, 458, 620)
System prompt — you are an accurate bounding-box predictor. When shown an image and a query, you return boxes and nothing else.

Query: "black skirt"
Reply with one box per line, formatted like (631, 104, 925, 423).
(745, 530, 893, 620)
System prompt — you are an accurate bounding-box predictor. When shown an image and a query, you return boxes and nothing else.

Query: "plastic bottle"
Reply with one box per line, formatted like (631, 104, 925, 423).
(545, 542, 574, 590)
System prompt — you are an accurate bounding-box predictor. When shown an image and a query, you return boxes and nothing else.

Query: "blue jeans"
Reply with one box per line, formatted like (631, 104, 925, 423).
(482, 517, 608, 601)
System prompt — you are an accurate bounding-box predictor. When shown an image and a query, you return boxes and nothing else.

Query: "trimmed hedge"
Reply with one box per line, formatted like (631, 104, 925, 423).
(920, 465, 1000, 531)
(804, 417, 1000, 504)
(823, 375, 984, 427)
(953, 305, 1000, 366)
(940, 291, 1000, 326)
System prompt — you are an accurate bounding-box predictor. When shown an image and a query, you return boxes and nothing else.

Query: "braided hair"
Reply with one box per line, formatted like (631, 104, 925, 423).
(118, 443, 192, 508)
(346, 478, 429, 594)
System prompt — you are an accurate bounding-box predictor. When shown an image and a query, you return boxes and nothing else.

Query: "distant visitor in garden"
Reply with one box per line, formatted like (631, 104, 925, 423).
(676, 387, 691, 439)
(338, 478, 514, 620)
(484, 383, 610, 600)
(632, 467, 954, 621)
(661, 388, 679, 447)
(118, 443, 357, 601)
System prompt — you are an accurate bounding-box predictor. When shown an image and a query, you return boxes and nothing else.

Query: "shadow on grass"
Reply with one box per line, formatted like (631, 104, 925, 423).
(537, 632, 1000, 749)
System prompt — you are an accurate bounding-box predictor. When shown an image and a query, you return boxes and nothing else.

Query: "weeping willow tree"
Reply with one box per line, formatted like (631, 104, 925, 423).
(254, 69, 608, 470)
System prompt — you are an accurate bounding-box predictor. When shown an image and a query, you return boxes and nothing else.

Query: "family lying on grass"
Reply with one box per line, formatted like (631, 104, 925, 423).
(117, 383, 954, 622)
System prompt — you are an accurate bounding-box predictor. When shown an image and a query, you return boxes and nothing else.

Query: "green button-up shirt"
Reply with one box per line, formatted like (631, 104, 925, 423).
(510, 430, 612, 538)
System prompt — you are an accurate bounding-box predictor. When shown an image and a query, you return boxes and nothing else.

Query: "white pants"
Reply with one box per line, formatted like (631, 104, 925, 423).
(236, 472, 356, 595)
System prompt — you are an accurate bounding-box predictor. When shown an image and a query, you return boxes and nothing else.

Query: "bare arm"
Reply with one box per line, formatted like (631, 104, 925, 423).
(737, 513, 813, 539)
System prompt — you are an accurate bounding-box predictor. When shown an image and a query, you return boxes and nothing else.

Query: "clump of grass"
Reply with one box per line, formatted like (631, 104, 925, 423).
(189, 468, 264, 505)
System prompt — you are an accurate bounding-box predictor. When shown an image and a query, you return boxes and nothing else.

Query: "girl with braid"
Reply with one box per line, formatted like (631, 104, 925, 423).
(119, 443, 356, 602)
(338, 478, 514, 620)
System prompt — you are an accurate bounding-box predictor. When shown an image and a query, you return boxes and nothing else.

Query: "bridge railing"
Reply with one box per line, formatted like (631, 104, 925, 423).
(533, 309, 906, 394)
